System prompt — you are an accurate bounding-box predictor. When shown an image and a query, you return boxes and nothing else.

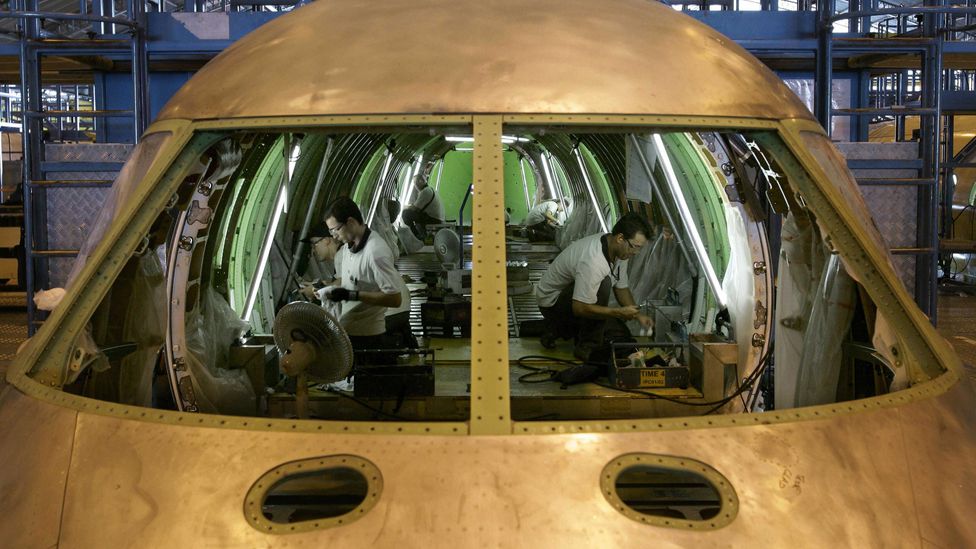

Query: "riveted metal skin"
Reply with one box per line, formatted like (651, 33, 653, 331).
(244, 455, 383, 534)
(0, 0, 974, 545)
(156, 0, 812, 123)
(2, 112, 974, 548)
(470, 116, 511, 435)
(600, 453, 739, 530)
(0, 383, 967, 547)
(0, 387, 76, 549)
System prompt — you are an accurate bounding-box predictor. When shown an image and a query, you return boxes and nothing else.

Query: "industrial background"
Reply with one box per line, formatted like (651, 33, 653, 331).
(0, 0, 974, 380)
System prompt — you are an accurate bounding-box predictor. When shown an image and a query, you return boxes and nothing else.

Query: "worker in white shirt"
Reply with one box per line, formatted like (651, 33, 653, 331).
(323, 197, 403, 362)
(301, 219, 416, 350)
(401, 167, 444, 239)
(298, 224, 342, 300)
(535, 213, 653, 361)
(524, 197, 569, 241)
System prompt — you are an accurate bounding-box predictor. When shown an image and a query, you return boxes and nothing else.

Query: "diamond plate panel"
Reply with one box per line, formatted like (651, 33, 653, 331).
(858, 186, 917, 249)
(44, 143, 133, 162)
(836, 142, 920, 249)
(45, 257, 76, 289)
(40, 143, 132, 288)
(45, 187, 111, 250)
(889, 254, 917, 298)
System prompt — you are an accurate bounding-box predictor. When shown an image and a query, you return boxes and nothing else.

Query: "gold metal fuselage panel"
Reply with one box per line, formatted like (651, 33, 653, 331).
(1, 111, 973, 547)
(1, 0, 974, 543)
(157, 0, 813, 123)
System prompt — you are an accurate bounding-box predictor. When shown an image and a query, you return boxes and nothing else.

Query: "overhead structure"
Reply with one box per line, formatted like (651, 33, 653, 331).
(0, 1, 974, 547)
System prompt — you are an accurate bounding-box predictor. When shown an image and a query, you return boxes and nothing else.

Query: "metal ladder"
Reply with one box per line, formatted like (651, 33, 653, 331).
(5, 0, 149, 334)
(815, 0, 976, 322)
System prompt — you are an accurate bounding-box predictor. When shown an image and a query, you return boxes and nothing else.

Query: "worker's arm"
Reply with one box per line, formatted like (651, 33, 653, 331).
(357, 289, 401, 308)
(544, 210, 559, 225)
(572, 299, 639, 321)
(325, 287, 401, 307)
(359, 248, 402, 308)
(612, 286, 653, 329)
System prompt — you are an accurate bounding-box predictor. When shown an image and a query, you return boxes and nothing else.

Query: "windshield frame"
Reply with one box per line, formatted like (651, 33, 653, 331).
(9, 113, 960, 438)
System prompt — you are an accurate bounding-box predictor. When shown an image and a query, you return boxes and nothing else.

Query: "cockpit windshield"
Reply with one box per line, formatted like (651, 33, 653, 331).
(42, 122, 934, 424)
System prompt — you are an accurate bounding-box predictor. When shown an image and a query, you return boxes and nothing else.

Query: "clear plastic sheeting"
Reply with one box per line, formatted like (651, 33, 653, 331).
(65, 132, 172, 290)
(794, 254, 857, 407)
(184, 288, 255, 415)
(773, 213, 829, 409)
(370, 199, 401, 262)
(721, 206, 758, 371)
(397, 225, 424, 254)
(118, 250, 166, 407)
(65, 249, 166, 397)
(556, 199, 605, 250)
(625, 228, 694, 308)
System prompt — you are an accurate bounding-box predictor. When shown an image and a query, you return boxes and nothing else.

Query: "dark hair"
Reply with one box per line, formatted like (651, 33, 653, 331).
(300, 222, 332, 243)
(611, 212, 651, 240)
(324, 196, 364, 225)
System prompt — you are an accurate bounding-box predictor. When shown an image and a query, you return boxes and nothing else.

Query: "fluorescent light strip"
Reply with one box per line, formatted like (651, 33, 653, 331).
(367, 151, 393, 226)
(574, 147, 608, 233)
(243, 182, 289, 321)
(445, 135, 523, 143)
(401, 164, 415, 203)
(434, 158, 444, 191)
(519, 157, 531, 210)
(540, 152, 558, 201)
(405, 155, 423, 204)
(651, 134, 728, 307)
(397, 159, 421, 224)
(287, 142, 301, 180)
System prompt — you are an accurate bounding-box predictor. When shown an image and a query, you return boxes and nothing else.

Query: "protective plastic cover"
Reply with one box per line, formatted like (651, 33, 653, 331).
(66, 132, 172, 290)
(183, 288, 255, 414)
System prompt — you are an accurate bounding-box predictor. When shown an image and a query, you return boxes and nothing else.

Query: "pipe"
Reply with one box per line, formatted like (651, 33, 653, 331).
(650, 133, 727, 307)
(628, 134, 699, 275)
(279, 137, 334, 304)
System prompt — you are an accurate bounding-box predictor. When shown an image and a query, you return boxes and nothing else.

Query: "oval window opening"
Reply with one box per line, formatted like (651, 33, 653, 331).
(615, 465, 721, 520)
(246, 455, 383, 533)
(602, 454, 737, 530)
(262, 466, 368, 524)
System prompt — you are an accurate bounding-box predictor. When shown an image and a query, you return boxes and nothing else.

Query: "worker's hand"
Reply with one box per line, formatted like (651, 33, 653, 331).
(616, 305, 640, 320)
(298, 283, 318, 300)
(636, 313, 654, 330)
(326, 287, 358, 302)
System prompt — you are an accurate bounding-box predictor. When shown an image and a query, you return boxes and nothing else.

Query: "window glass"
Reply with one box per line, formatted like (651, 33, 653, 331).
(66, 131, 172, 288)
(502, 128, 903, 420)
(59, 128, 476, 422)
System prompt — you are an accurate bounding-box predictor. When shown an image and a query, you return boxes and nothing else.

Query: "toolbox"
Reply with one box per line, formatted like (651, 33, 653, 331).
(608, 342, 690, 389)
(353, 348, 436, 398)
(421, 294, 471, 337)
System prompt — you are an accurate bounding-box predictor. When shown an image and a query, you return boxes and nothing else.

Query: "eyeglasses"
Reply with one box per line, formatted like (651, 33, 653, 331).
(625, 239, 642, 251)
(327, 222, 345, 236)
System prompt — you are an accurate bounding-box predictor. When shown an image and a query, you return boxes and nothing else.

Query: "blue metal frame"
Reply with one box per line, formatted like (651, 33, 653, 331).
(4, 1, 149, 334)
(10, 1, 976, 331)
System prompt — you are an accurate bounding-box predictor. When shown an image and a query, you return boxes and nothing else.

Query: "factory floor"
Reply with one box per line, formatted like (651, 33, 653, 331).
(1, 293, 975, 394)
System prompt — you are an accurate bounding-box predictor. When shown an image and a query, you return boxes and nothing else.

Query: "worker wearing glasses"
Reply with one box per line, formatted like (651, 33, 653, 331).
(535, 212, 654, 362)
(320, 197, 403, 358)
(298, 224, 343, 301)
